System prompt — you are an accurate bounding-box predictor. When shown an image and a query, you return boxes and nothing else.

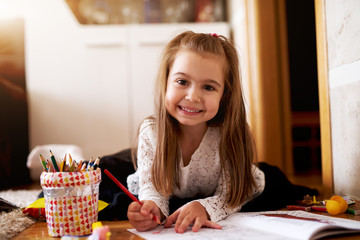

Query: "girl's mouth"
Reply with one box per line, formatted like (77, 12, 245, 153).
(179, 106, 202, 113)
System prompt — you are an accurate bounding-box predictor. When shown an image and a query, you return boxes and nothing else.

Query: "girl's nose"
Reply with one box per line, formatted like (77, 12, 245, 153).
(185, 87, 201, 102)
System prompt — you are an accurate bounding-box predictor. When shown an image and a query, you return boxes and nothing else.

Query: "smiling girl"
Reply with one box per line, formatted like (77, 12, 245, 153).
(126, 31, 265, 233)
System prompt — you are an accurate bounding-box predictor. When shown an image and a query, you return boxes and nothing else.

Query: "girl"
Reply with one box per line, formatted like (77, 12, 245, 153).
(126, 31, 265, 233)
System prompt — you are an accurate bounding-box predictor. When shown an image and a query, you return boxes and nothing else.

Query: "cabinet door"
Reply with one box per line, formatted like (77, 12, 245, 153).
(129, 23, 230, 141)
(79, 26, 131, 156)
(25, 0, 130, 158)
(128, 25, 169, 141)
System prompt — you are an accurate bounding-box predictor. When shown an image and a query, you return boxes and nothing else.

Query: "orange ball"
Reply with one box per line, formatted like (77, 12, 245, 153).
(326, 196, 348, 215)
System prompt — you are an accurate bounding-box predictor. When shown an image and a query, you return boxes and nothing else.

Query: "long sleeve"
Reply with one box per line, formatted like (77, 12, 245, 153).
(133, 120, 170, 217)
(195, 165, 265, 222)
(127, 122, 266, 222)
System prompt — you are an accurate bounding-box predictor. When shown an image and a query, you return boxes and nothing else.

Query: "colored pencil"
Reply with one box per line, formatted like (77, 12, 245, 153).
(39, 154, 47, 171)
(104, 169, 161, 224)
(49, 150, 60, 172)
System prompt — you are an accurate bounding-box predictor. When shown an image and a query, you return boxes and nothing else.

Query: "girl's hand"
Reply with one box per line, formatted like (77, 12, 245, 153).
(163, 201, 222, 233)
(127, 200, 161, 232)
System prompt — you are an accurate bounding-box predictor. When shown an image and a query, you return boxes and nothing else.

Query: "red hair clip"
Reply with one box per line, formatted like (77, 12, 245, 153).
(210, 33, 219, 38)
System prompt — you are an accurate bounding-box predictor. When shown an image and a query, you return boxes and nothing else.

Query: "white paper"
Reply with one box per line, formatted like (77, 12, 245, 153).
(128, 223, 288, 240)
(127, 211, 360, 240)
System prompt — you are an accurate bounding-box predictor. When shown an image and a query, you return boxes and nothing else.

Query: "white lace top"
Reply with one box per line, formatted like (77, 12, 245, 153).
(127, 119, 265, 222)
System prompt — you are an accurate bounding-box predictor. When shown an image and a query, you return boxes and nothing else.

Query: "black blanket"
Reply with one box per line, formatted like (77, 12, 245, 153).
(97, 149, 318, 220)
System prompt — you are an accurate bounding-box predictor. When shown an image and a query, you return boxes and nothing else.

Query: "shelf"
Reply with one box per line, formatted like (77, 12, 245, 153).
(65, 0, 226, 25)
(291, 111, 321, 173)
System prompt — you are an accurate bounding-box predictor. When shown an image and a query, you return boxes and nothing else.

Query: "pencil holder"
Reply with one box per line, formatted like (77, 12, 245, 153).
(40, 168, 101, 237)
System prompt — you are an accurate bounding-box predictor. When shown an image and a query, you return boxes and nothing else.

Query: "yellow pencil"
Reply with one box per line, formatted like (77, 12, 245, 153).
(62, 154, 67, 171)
(81, 162, 87, 172)
(60, 159, 65, 172)
(69, 160, 75, 172)
(68, 153, 73, 166)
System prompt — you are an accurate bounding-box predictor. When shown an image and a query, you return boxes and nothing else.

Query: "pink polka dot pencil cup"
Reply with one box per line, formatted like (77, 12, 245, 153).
(40, 162, 101, 237)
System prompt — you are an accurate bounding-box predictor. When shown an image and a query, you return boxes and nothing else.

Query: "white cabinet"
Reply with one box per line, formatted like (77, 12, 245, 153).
(25, 0, 229, 158)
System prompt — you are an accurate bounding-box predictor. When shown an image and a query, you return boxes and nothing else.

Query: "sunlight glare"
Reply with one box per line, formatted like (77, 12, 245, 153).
(0, 0, 24, 20)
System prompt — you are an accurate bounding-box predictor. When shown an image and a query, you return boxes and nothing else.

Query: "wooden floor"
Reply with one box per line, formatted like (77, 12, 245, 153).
(13, 221, 143, 240)
(11, 173, 360, 239)
(13, 213, 360, 240)
(288, 172, 324, 196)
(12, 200, 360, 240)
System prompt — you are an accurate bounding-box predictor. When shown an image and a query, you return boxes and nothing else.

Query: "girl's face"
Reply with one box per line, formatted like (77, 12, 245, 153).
(165, 50, 225, 128)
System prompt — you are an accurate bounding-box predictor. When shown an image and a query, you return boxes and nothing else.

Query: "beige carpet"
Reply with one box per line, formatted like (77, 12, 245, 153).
(0, 189, 41, 240)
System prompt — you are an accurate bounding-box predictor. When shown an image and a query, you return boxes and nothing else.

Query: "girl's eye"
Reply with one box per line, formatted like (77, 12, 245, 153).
(204, 85, 215, 91)
(177, 79, 187, 85)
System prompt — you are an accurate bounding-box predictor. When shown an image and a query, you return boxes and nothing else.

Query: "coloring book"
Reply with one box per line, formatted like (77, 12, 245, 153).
(128, 210, 360, 240)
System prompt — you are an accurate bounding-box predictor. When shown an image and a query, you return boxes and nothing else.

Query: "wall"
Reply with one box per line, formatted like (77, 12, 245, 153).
(25, 0, 131, 159)
(24, 0, 229, 159)
(325, 0, 360, 198)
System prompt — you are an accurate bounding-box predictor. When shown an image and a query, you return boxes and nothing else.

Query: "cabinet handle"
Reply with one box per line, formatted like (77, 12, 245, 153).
(138, 42, 166, 47)
(86, 43, 123, 48)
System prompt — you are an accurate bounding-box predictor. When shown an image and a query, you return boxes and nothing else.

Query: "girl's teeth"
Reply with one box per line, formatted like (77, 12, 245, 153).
(181, 107, 200, 113)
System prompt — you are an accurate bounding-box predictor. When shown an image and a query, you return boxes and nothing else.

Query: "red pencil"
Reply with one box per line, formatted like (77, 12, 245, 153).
(104, 169, 161, 224)
(287, 205, 311, 211)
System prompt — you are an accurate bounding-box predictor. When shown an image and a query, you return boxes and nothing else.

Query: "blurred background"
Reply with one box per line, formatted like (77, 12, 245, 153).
(0, 0, 322, 189)
(1, 0, 359, 200)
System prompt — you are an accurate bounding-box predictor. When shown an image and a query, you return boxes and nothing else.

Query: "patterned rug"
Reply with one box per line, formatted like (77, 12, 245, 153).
(0, 189, 41, 240)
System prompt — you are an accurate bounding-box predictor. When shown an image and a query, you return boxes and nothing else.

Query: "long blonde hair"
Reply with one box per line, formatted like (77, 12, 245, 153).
(135, 31, 257, 208)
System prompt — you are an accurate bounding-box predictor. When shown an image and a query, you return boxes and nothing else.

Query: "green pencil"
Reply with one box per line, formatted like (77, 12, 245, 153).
(49, 150, 60, 172)
(39, 154, 47, 171)
(347, 207, 360, 215)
